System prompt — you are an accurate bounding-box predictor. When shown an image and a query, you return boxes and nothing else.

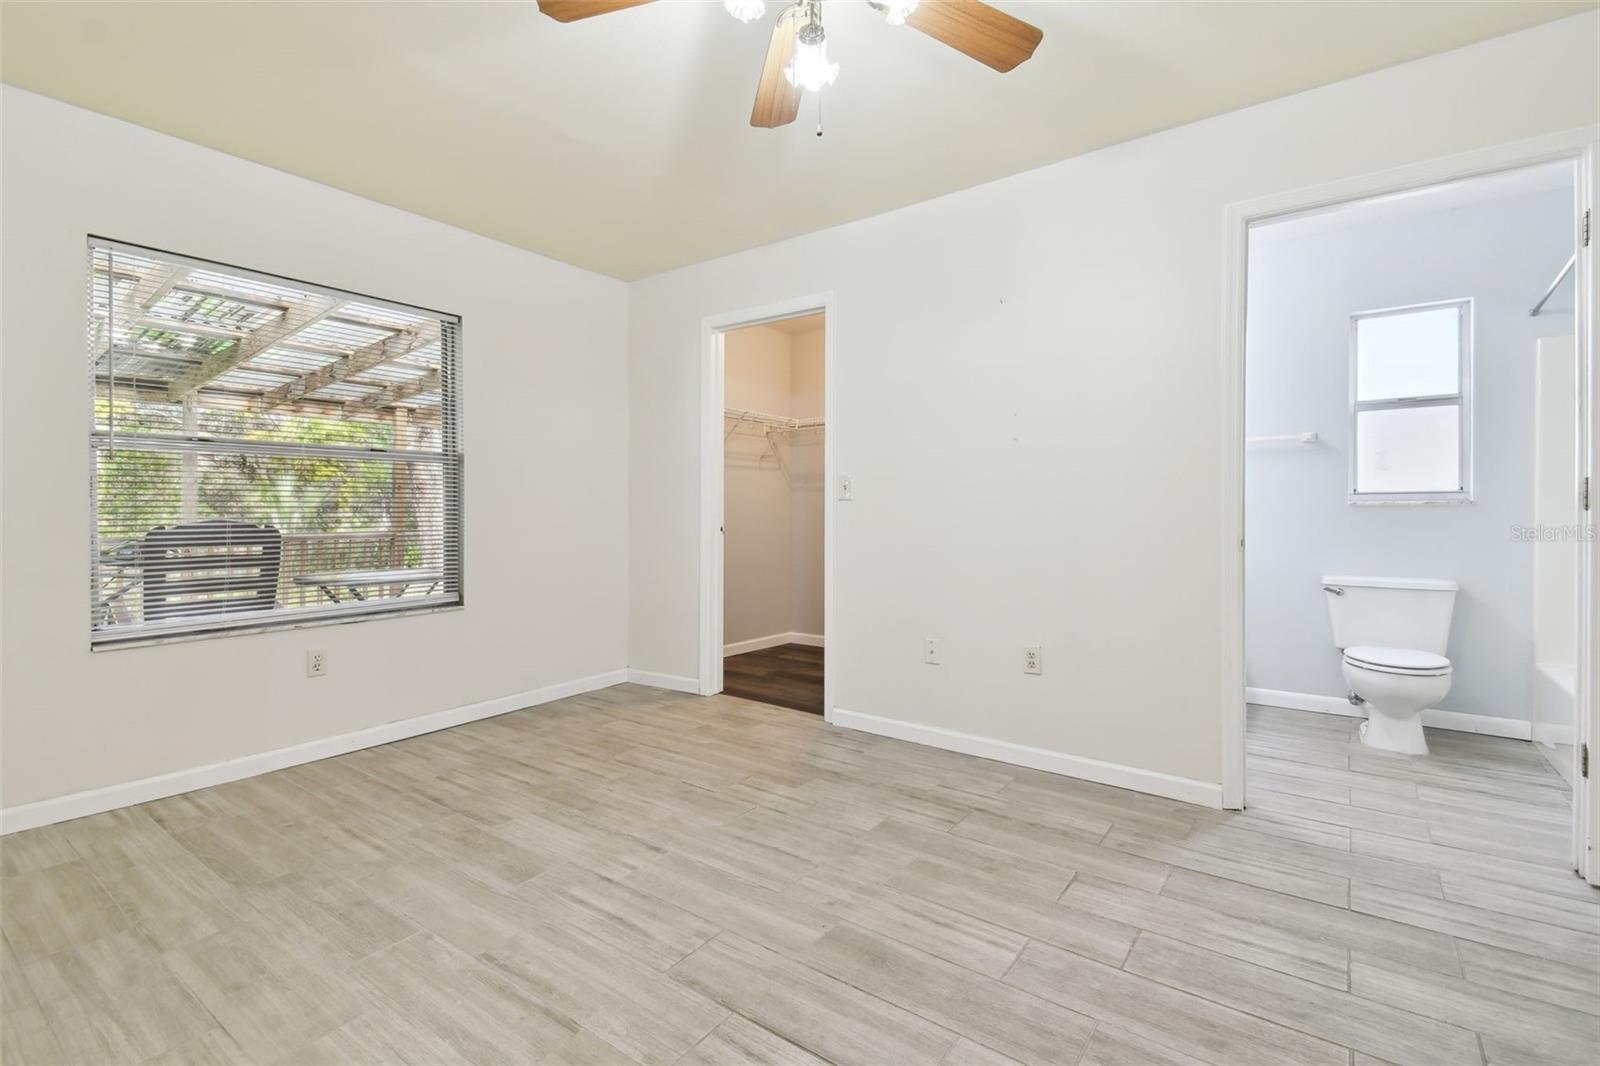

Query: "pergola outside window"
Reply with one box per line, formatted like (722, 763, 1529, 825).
(87, 239, 463, 647)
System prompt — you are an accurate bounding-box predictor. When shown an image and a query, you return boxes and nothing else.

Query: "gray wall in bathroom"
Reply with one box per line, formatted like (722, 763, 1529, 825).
(1245, 186, 1574, 720)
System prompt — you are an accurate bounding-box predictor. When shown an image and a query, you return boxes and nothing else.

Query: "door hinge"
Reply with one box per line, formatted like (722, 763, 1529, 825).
(1585, 476, 1591, 512)
(1585, 209, 1591, 248)
(1583, 743, 1590, 779)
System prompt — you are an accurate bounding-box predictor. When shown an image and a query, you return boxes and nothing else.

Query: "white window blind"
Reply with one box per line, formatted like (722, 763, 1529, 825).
(1349, 300, 1471, 503)
(88, 238, 463, 646)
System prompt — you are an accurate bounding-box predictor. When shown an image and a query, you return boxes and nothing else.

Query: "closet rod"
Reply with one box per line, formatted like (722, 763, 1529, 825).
(724, 407, 824, 430)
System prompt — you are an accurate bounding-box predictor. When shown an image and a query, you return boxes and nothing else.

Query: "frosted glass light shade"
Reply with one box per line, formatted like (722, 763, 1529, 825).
(785, 39, 839, 92)
(724, 0, 766, 23)
(883, 0, 919, 24)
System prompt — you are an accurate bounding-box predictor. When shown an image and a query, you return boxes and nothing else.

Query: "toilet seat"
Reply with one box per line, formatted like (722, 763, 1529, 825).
(1343, 645, 1452, 677)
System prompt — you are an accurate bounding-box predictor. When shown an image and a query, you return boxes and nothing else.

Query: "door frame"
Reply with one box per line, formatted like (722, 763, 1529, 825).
(699, 292, 836, 715)
(1218, 128, 1600, 882)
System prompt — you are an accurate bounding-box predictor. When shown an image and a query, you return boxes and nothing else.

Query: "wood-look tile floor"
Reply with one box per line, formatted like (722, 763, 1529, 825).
(722, 644, 824, 715)
(2, 689, 1596, 1065)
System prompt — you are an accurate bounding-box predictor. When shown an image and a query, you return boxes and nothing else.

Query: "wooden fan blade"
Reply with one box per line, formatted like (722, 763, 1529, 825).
(537, 0, 656, 23)
(750, 11, 803, 128)
(905, 0, 1042, 73)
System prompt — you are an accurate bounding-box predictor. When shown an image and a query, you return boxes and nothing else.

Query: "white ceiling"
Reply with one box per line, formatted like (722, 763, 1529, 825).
(1, 1, 1590, 279)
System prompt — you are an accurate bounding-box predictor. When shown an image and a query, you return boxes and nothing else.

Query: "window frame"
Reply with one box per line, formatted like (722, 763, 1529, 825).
(1347, 297, 1473, 505)
(86, 236, 465, 650)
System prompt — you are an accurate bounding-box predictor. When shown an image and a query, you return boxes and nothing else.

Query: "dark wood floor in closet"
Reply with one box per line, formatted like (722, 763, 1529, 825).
(722, 643, 824, 715)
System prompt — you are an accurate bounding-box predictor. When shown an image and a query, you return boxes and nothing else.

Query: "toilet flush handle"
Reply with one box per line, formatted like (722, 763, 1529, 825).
(1322, 585, 1345, 595)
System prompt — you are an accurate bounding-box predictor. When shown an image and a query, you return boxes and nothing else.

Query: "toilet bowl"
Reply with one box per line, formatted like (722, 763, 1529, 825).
(1323, 576, 1458, 756)
(1340, 645, 1452, 755)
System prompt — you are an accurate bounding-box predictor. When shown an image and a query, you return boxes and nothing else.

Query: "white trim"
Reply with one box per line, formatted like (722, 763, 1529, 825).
(723, 631, 825, 655)
(625, 669, 702, 693)
(830, 707, 1223, 809)
(1426, 708, 1532, 740)
(0, 669, 629, 835)
(1245, 686, 1531, 740)
(1246, 687, 1361, 718)
(699, 292, 835, 713)
(1219, 126, 1600, 834)
(1580, 139, 1599, 886)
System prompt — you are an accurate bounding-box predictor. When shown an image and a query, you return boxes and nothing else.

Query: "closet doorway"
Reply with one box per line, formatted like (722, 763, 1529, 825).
(721, 314, 825, 713)
(699, 296, 833, 717)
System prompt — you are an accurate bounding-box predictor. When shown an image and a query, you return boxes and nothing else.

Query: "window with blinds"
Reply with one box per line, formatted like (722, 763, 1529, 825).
(88, 238, 463, 647)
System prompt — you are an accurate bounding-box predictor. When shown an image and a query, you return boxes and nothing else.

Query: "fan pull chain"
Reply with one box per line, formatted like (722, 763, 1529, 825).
(816, 93, 824, 138)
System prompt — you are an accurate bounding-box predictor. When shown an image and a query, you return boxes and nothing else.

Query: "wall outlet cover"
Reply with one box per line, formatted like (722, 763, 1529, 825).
(306, 650, 329, 678)
(1023, 644, 1042, 675)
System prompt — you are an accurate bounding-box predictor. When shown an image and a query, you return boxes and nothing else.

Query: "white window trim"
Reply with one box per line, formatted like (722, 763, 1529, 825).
(1347, 297, 1473, 505)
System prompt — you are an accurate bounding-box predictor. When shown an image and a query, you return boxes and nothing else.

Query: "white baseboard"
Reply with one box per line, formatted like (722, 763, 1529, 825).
(1245, 686, 1531, 741)
(1246, 687, 1360, 718)
(829, 707, 1222, 809)
(724, 632, 825, 656)
(624, 669, 702, 694)
(1423, 707, 1531, 740)
(0, 669, 630, 836)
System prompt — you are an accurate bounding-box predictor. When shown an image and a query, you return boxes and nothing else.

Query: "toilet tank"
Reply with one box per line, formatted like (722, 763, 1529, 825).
(1322, 576, 1458, 654)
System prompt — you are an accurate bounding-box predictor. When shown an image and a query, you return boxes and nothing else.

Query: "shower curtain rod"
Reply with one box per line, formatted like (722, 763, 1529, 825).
(1530, 254, 1575, 317)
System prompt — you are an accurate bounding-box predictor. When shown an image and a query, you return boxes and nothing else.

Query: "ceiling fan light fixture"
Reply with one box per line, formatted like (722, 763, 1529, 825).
(882, 0, 919, 25)
(723, 0, 766, 23)
(785, 37, 838, 93)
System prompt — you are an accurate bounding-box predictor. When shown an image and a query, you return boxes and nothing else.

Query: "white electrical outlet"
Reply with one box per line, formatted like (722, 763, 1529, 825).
(924, 638, 942, 666)
(1023, 645, 1042, 675)
(838, 475, 853, 501)
(306, 650, 329, 678)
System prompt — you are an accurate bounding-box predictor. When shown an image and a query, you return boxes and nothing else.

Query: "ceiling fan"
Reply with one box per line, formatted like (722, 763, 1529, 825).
(536, 0, 1044, 129)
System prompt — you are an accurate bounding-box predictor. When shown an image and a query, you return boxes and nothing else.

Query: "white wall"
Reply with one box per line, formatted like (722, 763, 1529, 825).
(722, 324, 825, 646)
(0, 88, 631, 812)
(1245, 188, 1574, 720)
(724, 325, 798, 644)
(628, 16, 1600, 799)
(788, 329, 826, 638)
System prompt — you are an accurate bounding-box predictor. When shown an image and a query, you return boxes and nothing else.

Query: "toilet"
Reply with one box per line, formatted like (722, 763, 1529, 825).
(1323, 576, 1458, 755)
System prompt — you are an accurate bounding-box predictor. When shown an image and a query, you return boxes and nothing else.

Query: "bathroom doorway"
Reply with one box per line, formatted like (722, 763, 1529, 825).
(1224, 147, 1596, 882)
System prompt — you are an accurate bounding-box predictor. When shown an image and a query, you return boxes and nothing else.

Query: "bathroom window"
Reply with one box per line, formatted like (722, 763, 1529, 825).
(1349, 299, 1471, 503)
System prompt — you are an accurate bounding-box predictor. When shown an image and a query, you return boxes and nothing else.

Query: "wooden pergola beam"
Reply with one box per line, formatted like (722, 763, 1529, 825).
(350, 368, 442, 411)
(135, 316, 248, 341)
(136, 264, 188, 318)
(257, 322, 438, 410)
(96, 261, 187, 358)
(165, 293, 343, 399)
